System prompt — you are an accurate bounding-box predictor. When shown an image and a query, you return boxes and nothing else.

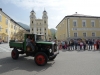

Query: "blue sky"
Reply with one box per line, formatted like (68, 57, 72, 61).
(0, 0, 100, 29)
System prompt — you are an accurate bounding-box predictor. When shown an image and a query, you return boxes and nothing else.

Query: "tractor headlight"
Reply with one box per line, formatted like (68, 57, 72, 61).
(49, 49, 52, 53)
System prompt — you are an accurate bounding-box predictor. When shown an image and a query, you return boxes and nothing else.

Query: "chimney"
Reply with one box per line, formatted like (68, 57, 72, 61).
(0, 8, 2, 11)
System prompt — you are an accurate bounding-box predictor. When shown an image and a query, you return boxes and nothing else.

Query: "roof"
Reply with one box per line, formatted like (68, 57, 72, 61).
(56, 13, 100, 28)
(66, 13, 100, 18)
(0, 8, 11, 19)
(17, 22, 30, 31)
(31, 10, 35, 12)
(43, 10, 46, 12)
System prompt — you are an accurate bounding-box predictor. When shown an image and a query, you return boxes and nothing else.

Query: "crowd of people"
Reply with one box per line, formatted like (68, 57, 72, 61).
(57, 39, 100, 51)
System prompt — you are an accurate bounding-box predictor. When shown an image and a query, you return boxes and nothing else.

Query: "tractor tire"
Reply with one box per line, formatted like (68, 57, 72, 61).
(11, 49, 19, 60)
(34, 52, 48, 66)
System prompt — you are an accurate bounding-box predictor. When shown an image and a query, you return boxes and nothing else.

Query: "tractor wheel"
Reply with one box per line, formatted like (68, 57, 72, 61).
(49, 55, 57, 61)
(11, 49, 19, 60)
(34, 52, 48, 66)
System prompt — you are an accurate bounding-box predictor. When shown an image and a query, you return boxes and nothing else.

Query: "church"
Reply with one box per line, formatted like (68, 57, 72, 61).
(30, 10, 48, 41)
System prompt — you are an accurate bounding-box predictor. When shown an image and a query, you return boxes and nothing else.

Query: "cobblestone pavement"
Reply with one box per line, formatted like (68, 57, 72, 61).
(0, 50, 100, 75)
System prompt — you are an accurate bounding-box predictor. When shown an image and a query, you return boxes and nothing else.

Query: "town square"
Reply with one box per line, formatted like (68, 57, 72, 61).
(0, 0, 100, 75)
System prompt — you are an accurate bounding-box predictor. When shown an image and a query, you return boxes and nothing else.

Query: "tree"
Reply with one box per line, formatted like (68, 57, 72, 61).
(12, 29, 29, 41)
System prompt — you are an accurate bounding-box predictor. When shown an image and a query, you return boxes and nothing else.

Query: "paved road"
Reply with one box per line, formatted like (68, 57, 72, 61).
(0, 44, 100, 75)
(0, 43, 12, 52)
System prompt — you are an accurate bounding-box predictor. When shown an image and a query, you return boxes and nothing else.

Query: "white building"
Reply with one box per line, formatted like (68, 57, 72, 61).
(30, 10, 48, 41)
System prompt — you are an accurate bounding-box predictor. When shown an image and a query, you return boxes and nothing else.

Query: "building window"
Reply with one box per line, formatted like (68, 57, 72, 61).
(0, 26, 2, 31)
(6, 29, 8, 33)
(32, 21, 33, 24)
(45, 28, 46, 30)
(16, 26, 17, 30)
(74, 33, 77, 37)
(0, 15, 2, 22)
(11, 25, 13, 28)
(14, 32, 16, 35)
(44, 21, 46, 23)
(40, 32, 41, 34)
(82, 21, 86, 27)
(40, 23, 41, 25)
(45, 33, 46, 35)
(83, 33, 86, 37)
(11, 32, 13, 35)
(14, 26, 16, 29)
(37, 28, 38, 31)
(40, 28, 41, 31)
(73, 20, 77, 27)
(32, 28, 33, 31)
(91, 21, 95, 27)
(6, 19, 8, 25)
(92, 32, 95, 37)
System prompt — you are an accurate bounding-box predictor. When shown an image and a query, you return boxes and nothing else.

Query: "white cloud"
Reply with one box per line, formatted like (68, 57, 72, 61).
(2, 0, 100, 28)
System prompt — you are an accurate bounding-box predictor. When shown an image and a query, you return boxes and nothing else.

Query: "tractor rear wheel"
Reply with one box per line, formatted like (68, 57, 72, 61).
(11, 49, 19, 60)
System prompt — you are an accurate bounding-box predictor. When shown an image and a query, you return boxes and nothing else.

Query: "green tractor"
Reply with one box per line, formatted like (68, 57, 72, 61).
(9, 34, 59, 66)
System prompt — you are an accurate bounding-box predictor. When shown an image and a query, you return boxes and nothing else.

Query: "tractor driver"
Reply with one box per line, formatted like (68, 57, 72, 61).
(26, 35, 34, 51)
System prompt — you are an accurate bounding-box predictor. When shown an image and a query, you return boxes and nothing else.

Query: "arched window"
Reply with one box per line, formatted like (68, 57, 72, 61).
(44, 21, 46, 23)
(32, 21, 33, 24)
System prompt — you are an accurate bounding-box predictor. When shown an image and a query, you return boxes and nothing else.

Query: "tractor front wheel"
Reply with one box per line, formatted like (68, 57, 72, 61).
(34, 52, 48, 66)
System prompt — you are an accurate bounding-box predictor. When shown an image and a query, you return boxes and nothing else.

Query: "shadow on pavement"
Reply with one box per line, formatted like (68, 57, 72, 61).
(0, 55, 55, 74)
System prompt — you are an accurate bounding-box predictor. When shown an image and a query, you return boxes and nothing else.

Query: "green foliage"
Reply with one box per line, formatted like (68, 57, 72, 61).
(50, 28, 57, 39)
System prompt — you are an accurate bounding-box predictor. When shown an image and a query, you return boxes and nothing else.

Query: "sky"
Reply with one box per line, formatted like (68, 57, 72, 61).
(0, 0, 100, 29)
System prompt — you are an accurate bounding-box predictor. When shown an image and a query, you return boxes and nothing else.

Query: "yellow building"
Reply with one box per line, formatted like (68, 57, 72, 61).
(56, 12, 100, 40)
(0, 8, 27, 42)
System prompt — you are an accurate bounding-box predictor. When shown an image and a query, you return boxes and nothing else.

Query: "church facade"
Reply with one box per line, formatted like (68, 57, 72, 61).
(30, 10, 48, 41)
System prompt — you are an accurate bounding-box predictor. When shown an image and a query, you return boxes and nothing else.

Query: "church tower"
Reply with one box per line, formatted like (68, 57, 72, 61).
(30, 10, 36, 34)
(29, 9, 49, 41)
(42, 10, 48, 40)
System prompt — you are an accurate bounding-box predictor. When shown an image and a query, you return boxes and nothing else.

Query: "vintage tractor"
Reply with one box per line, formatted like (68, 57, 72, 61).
(9, 34, 59, 66)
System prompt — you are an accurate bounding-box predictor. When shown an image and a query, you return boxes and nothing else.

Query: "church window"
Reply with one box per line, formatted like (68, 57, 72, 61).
(32, 21, 33, 24)
(44, 21, 46, 23)
(45, 28, 46, 30)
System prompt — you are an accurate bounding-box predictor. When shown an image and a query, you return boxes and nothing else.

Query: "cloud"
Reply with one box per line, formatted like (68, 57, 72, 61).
(2, 0, 100, 28)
